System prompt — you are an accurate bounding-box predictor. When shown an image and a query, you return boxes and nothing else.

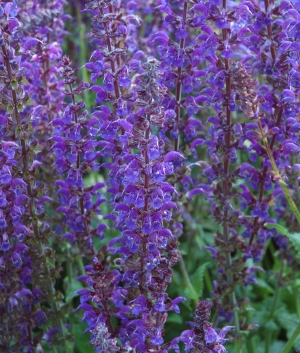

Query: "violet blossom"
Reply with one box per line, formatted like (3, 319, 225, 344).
(0, 2, 68, 351)
(52, 55, 106, 256)
(79, 0, 187, 345)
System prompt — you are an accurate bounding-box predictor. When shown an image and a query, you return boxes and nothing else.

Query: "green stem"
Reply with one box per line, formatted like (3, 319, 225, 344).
(179, 253, 198, 307)
(296, 286, 300, 320)
(257, 123, 300, 353)
(242, 345, 249, 353)
(246, 337, 255, 353)
(233, 307, 241, 353)
(75, 0, 90, 110)
(76, 255, 86, 276)
(66, 244, 73, 286)
(258, 121, 300, 225)
(265, 261, 284, 353)
(282, 322, 300, 353)
(266, 333, 272, 353)
(280, 182, 300, 225)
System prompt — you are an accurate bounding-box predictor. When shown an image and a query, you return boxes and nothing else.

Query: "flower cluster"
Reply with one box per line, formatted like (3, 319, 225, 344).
(182, 300, 233, 353)
(2, 0, 300, 352)
(52, 55, 105, 256)
(18, 0, 66, 188)
(80, 49, 188, 350)
(0, 3, 67, 351)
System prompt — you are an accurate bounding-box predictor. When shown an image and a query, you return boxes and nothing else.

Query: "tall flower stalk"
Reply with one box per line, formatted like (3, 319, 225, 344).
(53, 55, 105, 256)
(220, 0, 240, 338)
(1, 0, 300, 352)
(0, 3, 68, 351)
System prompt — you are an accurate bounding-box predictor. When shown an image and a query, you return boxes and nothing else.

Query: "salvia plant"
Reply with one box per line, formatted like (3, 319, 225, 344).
(2, 0, 300, 353)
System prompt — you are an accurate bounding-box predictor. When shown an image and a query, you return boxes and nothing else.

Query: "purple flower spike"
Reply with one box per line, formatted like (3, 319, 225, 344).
(52, 56, 106, 257)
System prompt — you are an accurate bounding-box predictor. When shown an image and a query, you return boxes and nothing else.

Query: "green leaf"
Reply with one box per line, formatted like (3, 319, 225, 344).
(167, 313, 183, 324)
(264, 223, 288, 236)
(265, 320, 279, 332)
(46, 257, 55, 269)
(26, 99, 35, 106)
(20, 76, 29, 85)
(276, 309, 300, 350)
(171, 269, 181, 286)
(255, 278, 274, 294)
(7, 103, 14, 114)
(265, 223, 300, 255)
(286, 233, 300, 255)
(64, 278, 83, 303)
(269, 341, 286, 353)
(73, 322, 95, 353)
(11, 78, 18, 90)
(244, 304, 256, 312)
(191, 262, 209, 298)
(181, 298, 192, 311)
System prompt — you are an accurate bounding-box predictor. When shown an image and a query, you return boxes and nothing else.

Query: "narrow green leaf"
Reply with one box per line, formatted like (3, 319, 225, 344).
(264, 223, 289, 236)
(191, 262, 209, 298)
(265, 224, 300, 255)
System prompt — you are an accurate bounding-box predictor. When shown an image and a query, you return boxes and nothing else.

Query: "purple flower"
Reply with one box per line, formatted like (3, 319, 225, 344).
(0, 1, 68, 350)
(181, 301, 232, 352)
(53, 56, 106, 256)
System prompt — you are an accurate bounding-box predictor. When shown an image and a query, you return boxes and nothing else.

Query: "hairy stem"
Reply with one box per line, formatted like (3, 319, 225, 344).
(221, 0, 240, 343)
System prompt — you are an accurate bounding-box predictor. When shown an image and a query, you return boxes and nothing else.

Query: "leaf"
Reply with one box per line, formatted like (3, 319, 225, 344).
(64, 278, 84, 303)
(183, 286, 196, 301)
(46, 257, 55, 269)
(191, 262, 209, 298)
(265, 223, 300, 255)
(167, 313, 183, 324)
(255, 278, 274, 294)
(73, 322, 95, 353)
(269, 341, 286, 353)
(264, 223, 289, 236)
(244, 304, 256, 312)
(286, 233, 300, 255)
(181, 298, 192, 311)
(20, 76, 29, 85)
(276, 309, 300, 350)
(171, 269, 181, 286)
(265, 320, 279, 332)
(26, 99, 35, 106)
